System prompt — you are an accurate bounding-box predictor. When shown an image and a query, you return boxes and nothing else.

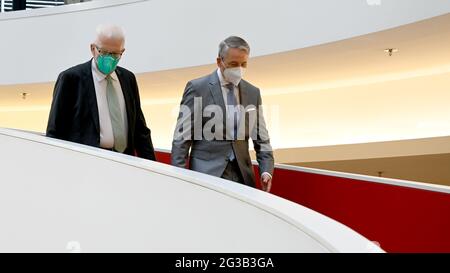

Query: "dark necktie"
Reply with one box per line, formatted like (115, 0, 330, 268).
(225, 83, 238, 161)
(225, 83, 238, 140)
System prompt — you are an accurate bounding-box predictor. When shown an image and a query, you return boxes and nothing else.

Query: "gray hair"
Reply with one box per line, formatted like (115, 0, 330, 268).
(95, 24, 125, 45)
(218, 36, 250, 59)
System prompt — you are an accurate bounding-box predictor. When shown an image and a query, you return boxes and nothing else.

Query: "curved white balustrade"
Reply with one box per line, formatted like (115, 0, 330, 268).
(0, 128, 383, 252)
(153, 148, 450, 195)
(1, 0, 450, 84)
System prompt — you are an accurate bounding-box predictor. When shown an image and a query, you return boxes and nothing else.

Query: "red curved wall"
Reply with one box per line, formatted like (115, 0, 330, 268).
(155, 151, 450, 253)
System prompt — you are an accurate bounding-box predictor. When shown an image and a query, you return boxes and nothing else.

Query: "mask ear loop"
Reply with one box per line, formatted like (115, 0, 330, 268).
(220, 57, 227, 69)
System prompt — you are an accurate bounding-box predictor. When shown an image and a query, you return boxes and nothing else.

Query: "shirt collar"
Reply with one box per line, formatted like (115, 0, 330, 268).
(91, 58, 118, 82)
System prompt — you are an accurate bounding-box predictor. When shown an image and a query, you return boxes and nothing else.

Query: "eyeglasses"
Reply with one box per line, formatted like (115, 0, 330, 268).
(94, 45, 124, 59)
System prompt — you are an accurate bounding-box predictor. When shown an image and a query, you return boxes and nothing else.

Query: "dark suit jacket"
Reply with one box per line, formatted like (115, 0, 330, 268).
(46, 59, 156, 160)
(171, 71, 274, 187)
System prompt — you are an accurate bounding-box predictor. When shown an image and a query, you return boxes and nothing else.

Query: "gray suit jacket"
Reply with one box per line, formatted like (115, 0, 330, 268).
(171, 71, 274, 187)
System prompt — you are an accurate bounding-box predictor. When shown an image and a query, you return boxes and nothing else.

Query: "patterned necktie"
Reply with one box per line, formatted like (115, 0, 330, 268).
(225, 83, 238, 140)
(225, 83, 238, 161)
(106, 75, 127, 153)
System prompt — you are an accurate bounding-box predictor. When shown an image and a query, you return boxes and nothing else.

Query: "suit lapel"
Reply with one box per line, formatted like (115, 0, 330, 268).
(115, 68, 134, 141)
(83, 60, 100, 134)
(238, 81, 249, 108)
(238, 81, 250, 138)
(208, 71, 226, 113)
(208, 71, 227, 139)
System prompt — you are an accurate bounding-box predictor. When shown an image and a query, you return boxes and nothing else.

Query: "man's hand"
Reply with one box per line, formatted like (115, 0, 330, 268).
(261, 173, 272, 192)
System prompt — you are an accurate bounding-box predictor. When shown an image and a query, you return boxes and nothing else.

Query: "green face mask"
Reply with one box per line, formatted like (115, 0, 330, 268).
(96, 54, 120, 75)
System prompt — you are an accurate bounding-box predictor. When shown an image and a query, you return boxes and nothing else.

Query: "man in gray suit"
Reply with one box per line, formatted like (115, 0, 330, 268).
(171, 36, 274, 192)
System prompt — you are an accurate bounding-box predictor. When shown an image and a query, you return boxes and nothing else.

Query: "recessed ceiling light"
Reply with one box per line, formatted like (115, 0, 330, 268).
(384, 48, 399, 56)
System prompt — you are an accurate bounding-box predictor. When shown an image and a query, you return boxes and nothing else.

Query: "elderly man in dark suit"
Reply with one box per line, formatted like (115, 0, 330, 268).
(46, 24, 155, 160)
(171, 36, 274, 191)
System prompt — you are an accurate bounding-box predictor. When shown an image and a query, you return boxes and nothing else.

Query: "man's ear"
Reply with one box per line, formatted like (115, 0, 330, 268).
(90, 44, 96, 56)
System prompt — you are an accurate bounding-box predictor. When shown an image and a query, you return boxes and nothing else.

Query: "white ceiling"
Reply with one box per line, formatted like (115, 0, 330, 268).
(1, 12, 449, 107)
(1, 12, 450, 154)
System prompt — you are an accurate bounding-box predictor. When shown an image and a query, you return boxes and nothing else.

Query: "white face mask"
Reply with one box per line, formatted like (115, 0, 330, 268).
(223, 66, 245, 86)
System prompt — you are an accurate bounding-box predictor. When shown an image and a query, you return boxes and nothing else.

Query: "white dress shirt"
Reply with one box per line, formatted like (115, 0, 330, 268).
(91, 59, 128, 149)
